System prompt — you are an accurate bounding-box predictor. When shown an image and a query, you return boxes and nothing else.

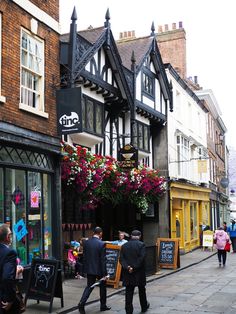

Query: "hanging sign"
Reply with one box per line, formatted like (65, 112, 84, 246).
(31, 191, 40, 208)
(118, 144, 138, 169)
(56, 87, 82, 135)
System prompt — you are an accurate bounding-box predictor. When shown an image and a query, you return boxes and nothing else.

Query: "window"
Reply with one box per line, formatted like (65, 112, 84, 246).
(133, 121, 150, 152)
(176, 134, 190, 177)
(82, 95, 104, 135)
(190, 202, 198, 240)
(20, 29, 44, 112)
(142, 70, 155, 98)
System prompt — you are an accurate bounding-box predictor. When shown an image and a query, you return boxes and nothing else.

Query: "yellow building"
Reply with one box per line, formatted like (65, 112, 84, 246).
(170, 181, 211, 253)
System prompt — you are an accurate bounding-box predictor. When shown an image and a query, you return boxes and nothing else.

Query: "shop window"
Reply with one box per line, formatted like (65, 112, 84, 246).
(82, 95, 104, 135)
(183, 201, 188, 242)
(5, 169, 27, 265)
(43, 174, 52, 259)
(133, 121, 150, 152)
(20, 29, 45, 115)
(0, 167, 52, 265)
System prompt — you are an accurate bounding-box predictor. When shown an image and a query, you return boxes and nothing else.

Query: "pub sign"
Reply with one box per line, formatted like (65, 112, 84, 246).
(118, 144, 138, 169)
(56, 87, 82, 135)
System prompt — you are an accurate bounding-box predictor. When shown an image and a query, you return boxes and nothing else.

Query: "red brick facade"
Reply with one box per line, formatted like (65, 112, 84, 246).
(0, 0, 60, 137)
(157, 22, 187, 80)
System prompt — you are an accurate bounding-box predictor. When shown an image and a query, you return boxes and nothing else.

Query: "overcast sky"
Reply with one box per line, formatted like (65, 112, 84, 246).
(59, 0, 236, 149)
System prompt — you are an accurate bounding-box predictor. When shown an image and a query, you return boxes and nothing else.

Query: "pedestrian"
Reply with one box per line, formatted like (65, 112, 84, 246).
(214, 226, 230, 267)
(0, 223, 20, 313)
(223, 221, 227, 232)
(227, 220, 236, 252)
(111, 231, 129, 246)
(119, 230, 150, 314)
(78, 227, 111, 314)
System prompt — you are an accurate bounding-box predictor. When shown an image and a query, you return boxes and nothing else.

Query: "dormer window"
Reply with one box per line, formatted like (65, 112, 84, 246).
(142, 70, 155, 99)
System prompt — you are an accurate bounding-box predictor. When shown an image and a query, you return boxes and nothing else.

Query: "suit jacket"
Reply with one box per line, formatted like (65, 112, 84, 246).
(119, 239, 146, 286)
(82, 237, 106, 277)
(0, 243, 17, 303)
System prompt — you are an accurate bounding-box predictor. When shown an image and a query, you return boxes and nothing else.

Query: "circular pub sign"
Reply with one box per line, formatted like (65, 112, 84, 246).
(220, 177, 229, 188)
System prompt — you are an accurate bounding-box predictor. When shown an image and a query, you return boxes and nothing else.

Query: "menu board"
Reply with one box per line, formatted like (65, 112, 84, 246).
(105, 244, 122, 288)
(25, 259, 64, 313)
(157, 238, 180, 269)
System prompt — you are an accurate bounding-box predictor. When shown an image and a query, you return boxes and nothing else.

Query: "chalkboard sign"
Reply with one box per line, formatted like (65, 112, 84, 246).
(105, 244, 122, 288)
(157, 238, 180, 269)
(25, 259, 64, 313)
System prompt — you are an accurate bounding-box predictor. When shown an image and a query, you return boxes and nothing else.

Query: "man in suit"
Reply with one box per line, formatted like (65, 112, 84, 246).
(78, 227, 111, 314)
(120, 230, 150, 314)
(0, 224, 18, 313)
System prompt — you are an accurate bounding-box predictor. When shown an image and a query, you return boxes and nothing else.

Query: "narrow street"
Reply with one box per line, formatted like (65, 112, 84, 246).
(71, 252, 236, 314)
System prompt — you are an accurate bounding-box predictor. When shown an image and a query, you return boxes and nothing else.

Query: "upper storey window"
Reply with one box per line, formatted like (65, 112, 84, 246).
(20, 29, 45, 115)
(142, 70, 155, 99)
(82, 95, 104, 136)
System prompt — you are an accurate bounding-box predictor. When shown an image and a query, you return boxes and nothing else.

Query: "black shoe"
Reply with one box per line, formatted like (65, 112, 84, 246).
(100, 305, 111, 311)
(142, 302, 150, 312)
(78, 303, 85, 314)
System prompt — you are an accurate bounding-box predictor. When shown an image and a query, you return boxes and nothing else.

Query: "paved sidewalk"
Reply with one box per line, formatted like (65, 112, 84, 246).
(24, 248, 216, 314)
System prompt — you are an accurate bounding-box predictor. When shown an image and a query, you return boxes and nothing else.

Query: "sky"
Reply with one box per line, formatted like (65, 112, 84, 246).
(59, 0, 236, 149)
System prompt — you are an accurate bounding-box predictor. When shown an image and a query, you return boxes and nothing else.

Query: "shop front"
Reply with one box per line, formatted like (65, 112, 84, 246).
(170, 181, 211, 253)
(0, 128, 61, 265)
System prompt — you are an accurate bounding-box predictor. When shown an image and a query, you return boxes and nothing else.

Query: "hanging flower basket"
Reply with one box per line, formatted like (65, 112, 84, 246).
(61, 142, 166, 213)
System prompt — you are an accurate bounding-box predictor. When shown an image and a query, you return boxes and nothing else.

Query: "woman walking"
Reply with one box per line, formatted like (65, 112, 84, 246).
(214, 227, 230, 267)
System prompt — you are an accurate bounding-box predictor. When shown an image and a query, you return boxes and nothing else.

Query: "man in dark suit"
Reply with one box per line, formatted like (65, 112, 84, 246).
(78, 227, 111, 314)
(0, 224, 18, 313)
(120, 230, 150, 314)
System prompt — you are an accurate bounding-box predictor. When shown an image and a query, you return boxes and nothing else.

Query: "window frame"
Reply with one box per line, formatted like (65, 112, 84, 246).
(19, 28, 47, 117)
(82, 95, 104, 136)
(133, 120, 150, 152)
(142, 68, 155, 99)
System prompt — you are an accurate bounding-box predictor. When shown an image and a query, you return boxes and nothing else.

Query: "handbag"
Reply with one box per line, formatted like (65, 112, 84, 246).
(224, 241, 231, 252)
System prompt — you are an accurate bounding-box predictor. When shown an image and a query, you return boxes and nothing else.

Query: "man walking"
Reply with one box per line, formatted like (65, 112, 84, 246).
(119, 230, 150, 314)
(0, 223, 18, 313)
(227, 220, 236, 252)
(78, 227, 111, 314)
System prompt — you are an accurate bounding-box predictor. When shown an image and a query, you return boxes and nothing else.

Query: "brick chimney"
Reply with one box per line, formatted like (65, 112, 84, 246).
(119, 30, 136, 40)
(157, 21, 186, 79)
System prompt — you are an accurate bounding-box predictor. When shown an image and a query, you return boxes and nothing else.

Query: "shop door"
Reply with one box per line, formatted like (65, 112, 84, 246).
(172, 209, 183, 247)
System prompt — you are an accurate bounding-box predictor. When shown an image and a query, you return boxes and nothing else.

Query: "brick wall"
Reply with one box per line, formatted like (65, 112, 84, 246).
(0, 0, 60, 138)
(157, 22, 187, 80)
(29, 0, 59, 21)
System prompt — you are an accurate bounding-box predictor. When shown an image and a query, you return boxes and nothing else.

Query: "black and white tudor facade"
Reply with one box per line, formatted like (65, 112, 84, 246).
(58, 9, 173, 258)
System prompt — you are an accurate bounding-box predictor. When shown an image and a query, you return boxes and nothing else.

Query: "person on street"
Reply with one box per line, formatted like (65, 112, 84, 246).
(223, 221, 227, 232)
(227, 220, 236, 252)
(78, 227, 111, 314)
(214, 226, 230, 267)
(119, 230, 150, 314)
(0, 223, 19, 313)
(111, 231, 128, 246)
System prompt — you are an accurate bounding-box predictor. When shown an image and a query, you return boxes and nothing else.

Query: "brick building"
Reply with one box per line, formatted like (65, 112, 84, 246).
(0, 0, 62, 263)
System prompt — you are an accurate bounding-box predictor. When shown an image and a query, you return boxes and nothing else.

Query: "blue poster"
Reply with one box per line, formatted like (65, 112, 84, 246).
(14, 219, 28, 241)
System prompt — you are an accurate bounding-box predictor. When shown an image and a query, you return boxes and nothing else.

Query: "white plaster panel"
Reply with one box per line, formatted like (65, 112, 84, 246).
(142, 95, 154, 109)
(81, 87, 104, 103)
(136, 114, 150, 125)
(136, 73, 142, 102)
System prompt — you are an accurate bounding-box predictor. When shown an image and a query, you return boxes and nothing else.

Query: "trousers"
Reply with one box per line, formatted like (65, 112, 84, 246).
(79, 274, 107, 307)
(125, 285, 148, 314)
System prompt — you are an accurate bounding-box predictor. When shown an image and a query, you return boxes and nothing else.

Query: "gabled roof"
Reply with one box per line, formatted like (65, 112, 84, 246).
(117, 35, 172, 109)
(117, 36, 153, 71)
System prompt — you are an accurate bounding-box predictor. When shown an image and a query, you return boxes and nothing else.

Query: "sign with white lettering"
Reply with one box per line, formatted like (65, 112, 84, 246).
(105, 244, 122, 289)
(56, 87, 82, 135)
(25, 259, 64, 313)
(157, 238, 180, 269)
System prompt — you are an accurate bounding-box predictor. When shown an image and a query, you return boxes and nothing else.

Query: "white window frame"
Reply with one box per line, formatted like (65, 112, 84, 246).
(176, 134, 190, 178)
(0, 13, 6, 103)
(19, 28, 48, 118)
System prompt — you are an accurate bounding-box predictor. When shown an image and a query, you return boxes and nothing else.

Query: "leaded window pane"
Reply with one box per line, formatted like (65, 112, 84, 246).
(87, 100, 94, 131)
(96, 104, 102, 134)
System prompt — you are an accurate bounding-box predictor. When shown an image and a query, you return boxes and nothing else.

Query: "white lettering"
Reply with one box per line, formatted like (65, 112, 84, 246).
(59, 112, 80, 128)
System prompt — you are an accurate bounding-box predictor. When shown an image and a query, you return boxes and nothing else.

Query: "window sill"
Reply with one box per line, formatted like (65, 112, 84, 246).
(0, 95, 6, 103)
(19, 103, 49, 118)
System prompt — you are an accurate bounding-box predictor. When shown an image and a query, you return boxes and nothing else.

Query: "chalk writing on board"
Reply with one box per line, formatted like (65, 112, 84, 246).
(34, 263, 55, 289)
(106, 248, 119, 280)
(159, 241, 175, 264)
